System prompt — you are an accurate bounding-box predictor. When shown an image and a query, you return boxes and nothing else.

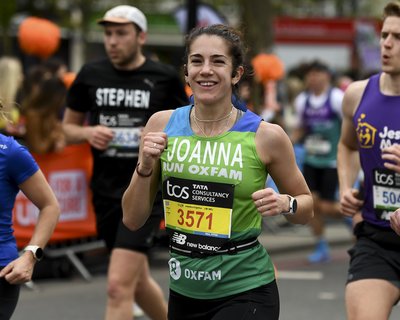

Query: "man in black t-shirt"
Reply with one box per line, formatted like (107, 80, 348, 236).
(63, 5, 188, 319)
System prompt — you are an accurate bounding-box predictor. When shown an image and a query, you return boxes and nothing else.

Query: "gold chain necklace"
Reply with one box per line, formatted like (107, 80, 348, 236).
(193, 105, 234, 123)
(192, 108, 235, 137)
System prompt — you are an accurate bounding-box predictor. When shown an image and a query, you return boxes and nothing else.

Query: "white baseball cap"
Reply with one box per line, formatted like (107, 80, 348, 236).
(97, 5, 147, 32)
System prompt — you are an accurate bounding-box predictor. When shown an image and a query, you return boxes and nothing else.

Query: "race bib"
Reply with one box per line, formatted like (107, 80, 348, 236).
(373, 168, 400, 217)
(98, 111, 144, 158)
(163, 177, 234, 254)
(109, 127, 141, 148)
(304, 134, 331, 155)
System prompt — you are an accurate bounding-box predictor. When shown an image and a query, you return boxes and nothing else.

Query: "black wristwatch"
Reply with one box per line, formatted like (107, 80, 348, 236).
(281, 195, 297, 216)
(23, 245, 44, 261)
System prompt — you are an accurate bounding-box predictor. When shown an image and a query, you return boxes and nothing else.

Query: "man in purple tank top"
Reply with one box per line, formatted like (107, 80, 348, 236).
(337, 2, 400, 319)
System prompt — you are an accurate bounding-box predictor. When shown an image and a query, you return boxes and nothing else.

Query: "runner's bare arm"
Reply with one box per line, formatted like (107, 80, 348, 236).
(337, 80, 367, 216)
(122, 110, 173, 230)
(254, 121, 313, 225)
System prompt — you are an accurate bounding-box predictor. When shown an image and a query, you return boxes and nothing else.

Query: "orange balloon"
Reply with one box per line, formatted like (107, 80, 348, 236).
(185, 84, 193, 98)
(251, 54, 285, 83)
(18, 17, 61, 59)
(62, 72, 76, 89)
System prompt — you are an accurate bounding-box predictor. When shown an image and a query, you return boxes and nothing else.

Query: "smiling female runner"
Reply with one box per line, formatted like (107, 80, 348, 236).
(122, 24, 313, 320)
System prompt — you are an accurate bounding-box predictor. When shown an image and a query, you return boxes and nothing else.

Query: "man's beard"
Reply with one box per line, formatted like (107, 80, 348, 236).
(110, 49, 138, 69)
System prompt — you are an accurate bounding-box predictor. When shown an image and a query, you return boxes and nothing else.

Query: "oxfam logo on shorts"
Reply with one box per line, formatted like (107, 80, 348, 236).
(169, 258, 181, 280)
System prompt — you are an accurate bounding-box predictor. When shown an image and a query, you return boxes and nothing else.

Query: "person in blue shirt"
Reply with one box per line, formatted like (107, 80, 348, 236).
(0, 101, 60, 319)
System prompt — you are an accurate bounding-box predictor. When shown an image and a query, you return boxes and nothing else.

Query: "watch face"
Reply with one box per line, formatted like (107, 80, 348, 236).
(35, 247, 44, 261)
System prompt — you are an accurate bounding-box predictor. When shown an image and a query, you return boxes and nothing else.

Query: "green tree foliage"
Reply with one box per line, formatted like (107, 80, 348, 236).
(0, 1, 17, 54)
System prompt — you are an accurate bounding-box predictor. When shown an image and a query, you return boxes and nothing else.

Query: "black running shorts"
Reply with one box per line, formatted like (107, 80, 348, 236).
(168, 281, 280, 320)
(92, 193, 163, 253)
(0, 272, 20, 320)
(347, 222, 400, 290)
(303, 164, 338, 201)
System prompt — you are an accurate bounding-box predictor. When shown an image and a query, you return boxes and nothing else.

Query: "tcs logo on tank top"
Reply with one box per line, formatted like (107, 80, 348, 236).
(95, 88, 150, 108)
(375, 171, 394, 186)
(166, 179, 189, 199)
(356, 113, 400, 149)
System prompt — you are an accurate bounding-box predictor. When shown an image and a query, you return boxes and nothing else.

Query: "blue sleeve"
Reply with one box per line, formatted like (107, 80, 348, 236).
(8, 140, 39, 185)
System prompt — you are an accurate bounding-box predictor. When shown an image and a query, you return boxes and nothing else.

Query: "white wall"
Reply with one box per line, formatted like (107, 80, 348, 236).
(274, 43, 352, 72)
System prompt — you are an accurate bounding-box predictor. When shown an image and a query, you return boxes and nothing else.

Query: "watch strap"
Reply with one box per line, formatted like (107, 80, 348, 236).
(281, 195, 296, 216)
(23, 245, 43, 261)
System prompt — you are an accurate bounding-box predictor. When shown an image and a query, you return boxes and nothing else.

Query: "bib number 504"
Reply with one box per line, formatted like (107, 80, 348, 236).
(382, 191, 400, 205)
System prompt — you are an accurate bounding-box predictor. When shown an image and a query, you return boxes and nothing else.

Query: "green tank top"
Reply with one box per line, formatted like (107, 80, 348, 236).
(161, 105, 275, 299)
(302, 90, 341, 168)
